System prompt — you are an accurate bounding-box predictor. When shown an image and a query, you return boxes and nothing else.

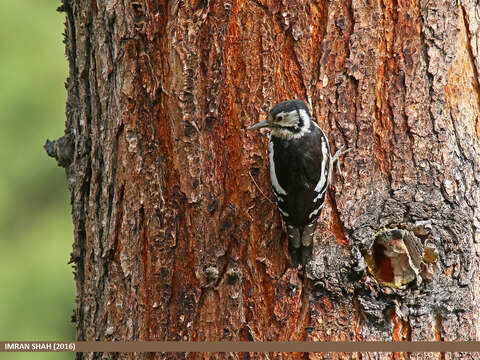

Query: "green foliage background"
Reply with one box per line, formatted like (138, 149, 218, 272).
(0, 0, 75, 358)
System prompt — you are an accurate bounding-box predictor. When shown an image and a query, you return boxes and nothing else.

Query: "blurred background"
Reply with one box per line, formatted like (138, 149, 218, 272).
(0, 0, 75, 359)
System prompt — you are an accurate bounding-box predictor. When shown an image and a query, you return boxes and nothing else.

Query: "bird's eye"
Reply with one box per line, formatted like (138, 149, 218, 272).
(276, 115, 283, 121)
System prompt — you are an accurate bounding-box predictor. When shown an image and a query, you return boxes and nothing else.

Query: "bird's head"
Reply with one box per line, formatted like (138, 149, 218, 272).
(248, 99, 312, 139)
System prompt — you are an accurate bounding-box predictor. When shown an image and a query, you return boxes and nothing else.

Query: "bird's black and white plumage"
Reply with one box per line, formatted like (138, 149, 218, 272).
(248, 99, 347, 267)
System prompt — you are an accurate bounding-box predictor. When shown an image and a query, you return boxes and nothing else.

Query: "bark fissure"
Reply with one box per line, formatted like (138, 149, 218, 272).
(460, 4, 480, 98)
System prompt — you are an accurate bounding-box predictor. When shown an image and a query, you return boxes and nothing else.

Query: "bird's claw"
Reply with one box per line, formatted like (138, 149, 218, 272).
(331, 145, 351, 176)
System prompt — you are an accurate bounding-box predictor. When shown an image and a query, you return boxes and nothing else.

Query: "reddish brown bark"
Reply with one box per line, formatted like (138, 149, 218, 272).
(46, 0, 480, 359)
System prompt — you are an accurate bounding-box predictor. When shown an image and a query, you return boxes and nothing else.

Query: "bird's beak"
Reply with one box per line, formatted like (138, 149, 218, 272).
(248, 116, 271, 130)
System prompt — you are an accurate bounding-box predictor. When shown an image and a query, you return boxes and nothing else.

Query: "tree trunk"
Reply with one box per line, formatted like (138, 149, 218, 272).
(47, 0, 480, 359)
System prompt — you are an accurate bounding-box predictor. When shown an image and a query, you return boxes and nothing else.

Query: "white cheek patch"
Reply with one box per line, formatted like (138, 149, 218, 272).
(270, 109, 312, 140)
(275, 111, 298, 128)
(268, 138, 287, 196)
(290, 109, 311, 139)
(298, 109, 311, 128)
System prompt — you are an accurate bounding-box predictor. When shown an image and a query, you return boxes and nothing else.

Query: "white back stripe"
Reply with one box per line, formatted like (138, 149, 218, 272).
(268, 138, 287, 195)
(314, 138, 328, 192)
(278, 207, 289, 217)
(309, 204, 323, 219)
(314, 190, 325, 203)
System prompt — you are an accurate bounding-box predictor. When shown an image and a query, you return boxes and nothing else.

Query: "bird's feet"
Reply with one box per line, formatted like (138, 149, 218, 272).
(331, 145, 351, 176)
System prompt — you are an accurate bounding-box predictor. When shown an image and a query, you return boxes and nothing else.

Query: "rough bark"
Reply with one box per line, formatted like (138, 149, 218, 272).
(47, 0, 480, 359)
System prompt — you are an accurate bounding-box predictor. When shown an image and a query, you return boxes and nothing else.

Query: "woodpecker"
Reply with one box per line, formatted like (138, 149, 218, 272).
(248, 99, 348, 267)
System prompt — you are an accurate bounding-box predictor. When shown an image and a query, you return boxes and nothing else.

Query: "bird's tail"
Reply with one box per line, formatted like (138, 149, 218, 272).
(287, 223, 317, 267)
